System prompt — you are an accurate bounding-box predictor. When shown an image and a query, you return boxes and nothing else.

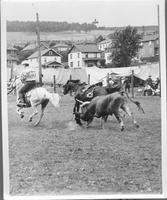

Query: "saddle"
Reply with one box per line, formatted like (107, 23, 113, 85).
(17, 89, 33, 108)
(82, 85, 97, 99)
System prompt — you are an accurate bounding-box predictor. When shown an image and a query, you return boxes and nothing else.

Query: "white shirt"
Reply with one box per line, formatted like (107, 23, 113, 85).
(20, 67, 36, 82)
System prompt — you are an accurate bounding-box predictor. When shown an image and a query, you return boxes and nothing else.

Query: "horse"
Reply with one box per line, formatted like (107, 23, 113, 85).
(63, 79, 122, 113)
(63, 79, 87, 95)
(7, 76, 61, 126)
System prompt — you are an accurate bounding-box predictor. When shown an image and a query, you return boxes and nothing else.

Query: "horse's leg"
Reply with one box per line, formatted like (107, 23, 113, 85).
(34, 99, 49, 126)
(16, 107, 24, 118)
(76, 101, 80, 112)
(29, 106, 38, 122)
(73, 101, 79, 114)
(73, 102, 76, 114)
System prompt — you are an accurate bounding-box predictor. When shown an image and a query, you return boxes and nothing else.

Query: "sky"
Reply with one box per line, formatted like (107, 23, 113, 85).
(4, 0, 160, 27)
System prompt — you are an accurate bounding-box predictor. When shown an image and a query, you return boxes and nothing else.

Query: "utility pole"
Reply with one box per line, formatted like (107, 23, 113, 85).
(131, 70, 134, 98)
(36, 12, 42, 86)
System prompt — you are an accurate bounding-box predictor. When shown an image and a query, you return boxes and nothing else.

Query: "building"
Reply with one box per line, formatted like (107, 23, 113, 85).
(52, 43, 70, 52)
(23, 48, 62, 67)
(7, 45, 18, 56)
(21, 41, 49, 53)
(138, 34, 159, 59)
(7, 54, 18, 67)
(68, 44, 104, 68)
(7, 45, 19, 68)
(98, 39, 112, 51)
(43, 60, 63, 68)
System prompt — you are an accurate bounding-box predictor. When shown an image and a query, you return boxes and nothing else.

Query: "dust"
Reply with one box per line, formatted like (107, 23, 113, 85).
(66, 121, 78, 131)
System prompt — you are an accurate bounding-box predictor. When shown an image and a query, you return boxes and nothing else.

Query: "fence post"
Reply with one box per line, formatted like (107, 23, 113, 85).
(131, 70, 134, 98)
(53, 75, 56, 93)
(88, 74, 90, 85)
(10, 63, 13, 80)
(69, 74, 72, 96)
(119, 77, 123, 88)
(107, 73, 109, 85)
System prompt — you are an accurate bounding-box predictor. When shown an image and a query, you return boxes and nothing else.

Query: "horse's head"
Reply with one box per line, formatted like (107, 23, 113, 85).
(63, 82, 71, 95)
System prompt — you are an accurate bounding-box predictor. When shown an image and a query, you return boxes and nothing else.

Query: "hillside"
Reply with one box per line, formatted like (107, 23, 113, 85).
(7, 20, 158, 33)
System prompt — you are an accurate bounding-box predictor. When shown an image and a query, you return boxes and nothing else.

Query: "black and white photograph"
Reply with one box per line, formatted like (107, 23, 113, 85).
(1, 0, 167, 199)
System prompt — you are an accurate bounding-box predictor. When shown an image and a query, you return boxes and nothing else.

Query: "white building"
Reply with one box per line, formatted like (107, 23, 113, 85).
(104, 50, 112, 64)
(53, 43, 70, 52)
(98, 39, 112, 51)
(22, 48, 62, 67)
(68, 44, 104, 68)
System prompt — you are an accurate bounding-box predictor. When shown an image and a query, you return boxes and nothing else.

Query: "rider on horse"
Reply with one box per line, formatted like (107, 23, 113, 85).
(17, 66, 37, 107)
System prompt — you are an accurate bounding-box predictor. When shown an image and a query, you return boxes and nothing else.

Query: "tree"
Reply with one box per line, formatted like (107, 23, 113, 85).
(110, 26, 142, 67)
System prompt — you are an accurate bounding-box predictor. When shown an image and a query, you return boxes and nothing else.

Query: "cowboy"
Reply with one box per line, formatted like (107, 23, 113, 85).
(17, 66, 37, 106)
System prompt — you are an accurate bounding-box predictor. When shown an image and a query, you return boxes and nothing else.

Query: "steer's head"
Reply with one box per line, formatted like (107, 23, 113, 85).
(74, 101, 91, 126)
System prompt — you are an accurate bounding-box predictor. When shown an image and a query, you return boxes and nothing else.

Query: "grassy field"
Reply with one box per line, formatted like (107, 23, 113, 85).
(8, 89, 161, 195)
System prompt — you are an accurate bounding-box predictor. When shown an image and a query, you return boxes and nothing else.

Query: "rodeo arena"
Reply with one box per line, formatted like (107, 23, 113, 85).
(7, 38, 161, 195)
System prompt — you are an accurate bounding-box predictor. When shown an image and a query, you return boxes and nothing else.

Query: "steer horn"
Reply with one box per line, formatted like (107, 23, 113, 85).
(75, 99, 84, 104)
(80, 101, 91, 108)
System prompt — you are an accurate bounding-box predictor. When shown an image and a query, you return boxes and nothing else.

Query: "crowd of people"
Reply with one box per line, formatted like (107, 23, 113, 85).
(104, 74, 160, 96)
(143, 75, 160, 96)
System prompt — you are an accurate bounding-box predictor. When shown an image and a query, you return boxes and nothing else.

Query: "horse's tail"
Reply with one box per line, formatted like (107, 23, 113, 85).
(47, 92, 61, 108)
(120, 91, 145, 113)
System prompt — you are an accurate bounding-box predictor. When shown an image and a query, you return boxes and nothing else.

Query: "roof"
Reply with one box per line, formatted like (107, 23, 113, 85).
(40, 41, 50, 49)
(83, 57, 105, 61)
(53, 43, 69, 48)
(98, 39, 112, 45)
(7, 45, 17, 51)
(7, 54, 19, 61)
(27, 48, 62, 59)
(70, 44, 101, 53)
(140, 34, 159, 42)
(21, 43, 37, 51)
(21, 42, 49, 51)
(43, 60, 62, 67)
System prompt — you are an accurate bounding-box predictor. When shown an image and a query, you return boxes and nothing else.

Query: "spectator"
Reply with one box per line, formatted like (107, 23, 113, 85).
(123, 77, 131, 93)
(145, 75, 153, 87)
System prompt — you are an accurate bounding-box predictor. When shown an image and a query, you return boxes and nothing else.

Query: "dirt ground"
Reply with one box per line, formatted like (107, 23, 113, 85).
(7, 90, 162, 196)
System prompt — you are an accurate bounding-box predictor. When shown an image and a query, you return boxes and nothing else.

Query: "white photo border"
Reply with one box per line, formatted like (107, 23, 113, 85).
(1, 0, 167, 199)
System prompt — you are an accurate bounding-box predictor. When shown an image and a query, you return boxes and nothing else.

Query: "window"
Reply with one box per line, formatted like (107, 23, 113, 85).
(155, 47, 159, 56)
(49, 51, 53, 55)
(70, 62, 73, 67)
(78, 61, 80, 67)
(78, 53, 80, 58)
(70, 54, 72, 59)
(85, 53, 88, 58)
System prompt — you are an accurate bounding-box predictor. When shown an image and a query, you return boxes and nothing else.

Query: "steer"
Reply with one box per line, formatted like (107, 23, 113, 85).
(74, 91, 144, 131)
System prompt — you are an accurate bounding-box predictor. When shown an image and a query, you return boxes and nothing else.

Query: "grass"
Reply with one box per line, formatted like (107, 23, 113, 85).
(8, 89, 161, 195)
